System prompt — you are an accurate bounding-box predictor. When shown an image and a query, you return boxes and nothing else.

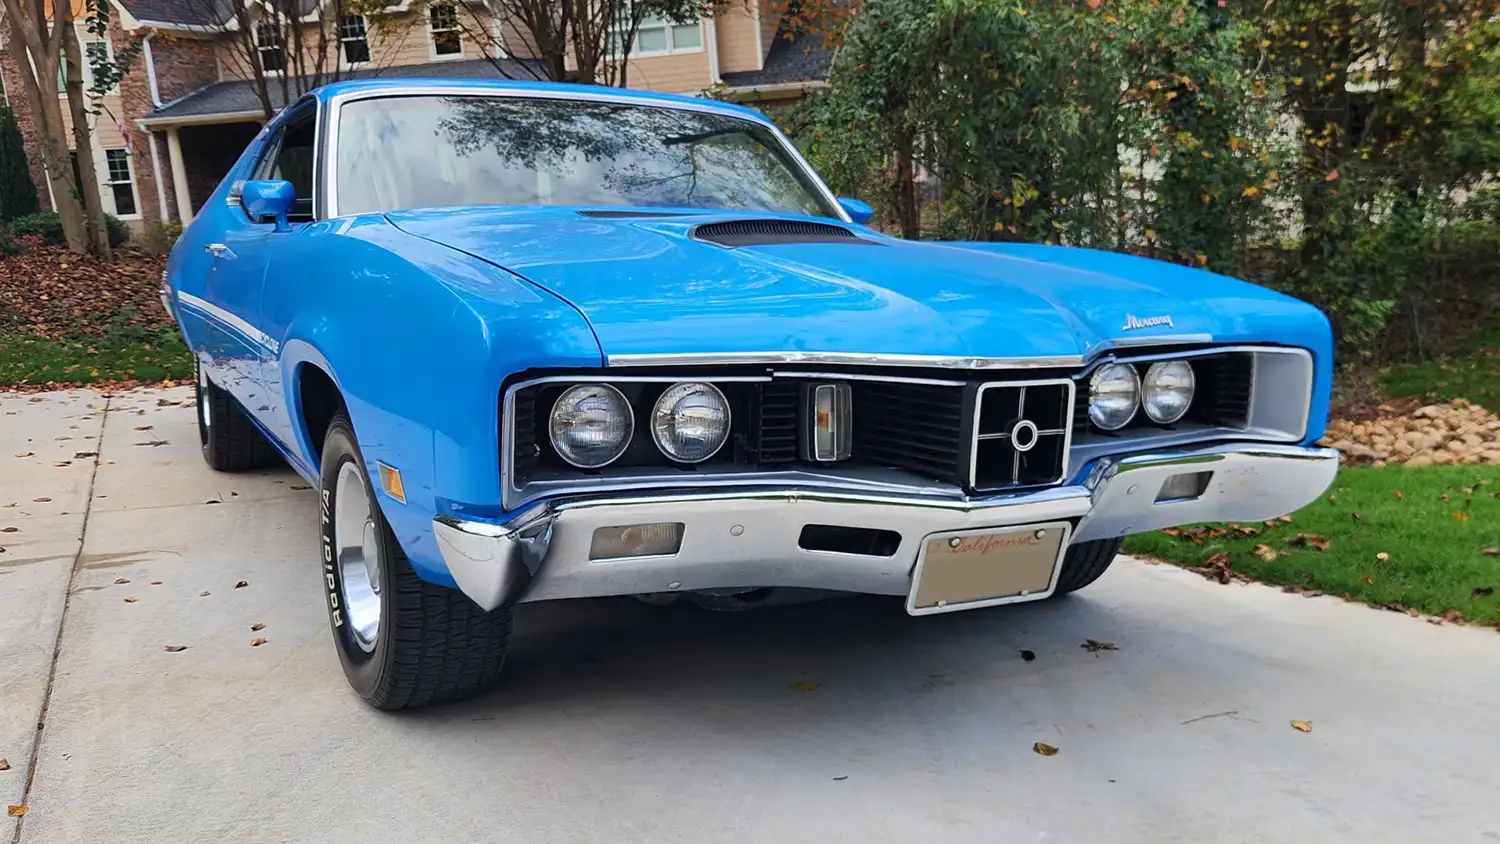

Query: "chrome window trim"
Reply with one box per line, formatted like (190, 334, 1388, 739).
(968, 378, 1076, 490)
(320, 86, 851, 223)
(608, 351, 1088, 369)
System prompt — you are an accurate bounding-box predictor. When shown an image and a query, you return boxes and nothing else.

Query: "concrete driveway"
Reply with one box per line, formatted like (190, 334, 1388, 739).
(2, 388, 1498, 843)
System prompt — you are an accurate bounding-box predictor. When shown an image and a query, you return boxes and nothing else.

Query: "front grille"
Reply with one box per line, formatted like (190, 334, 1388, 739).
(754, 382, 800, 464)
(1189, 353, 1254, 427)
(853, 381, 966, 482)
(971, 381, 1072, 490)
(511, 388, 539, 479)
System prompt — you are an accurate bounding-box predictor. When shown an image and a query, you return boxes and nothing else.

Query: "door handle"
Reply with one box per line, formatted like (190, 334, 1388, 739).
(206, 243, 227, 256)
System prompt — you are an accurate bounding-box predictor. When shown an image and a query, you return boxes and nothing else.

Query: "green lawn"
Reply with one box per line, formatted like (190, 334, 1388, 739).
(1123, 465, 1500, 626)
(1380, 323, 1500, 411)
(0, 329, 193, 387)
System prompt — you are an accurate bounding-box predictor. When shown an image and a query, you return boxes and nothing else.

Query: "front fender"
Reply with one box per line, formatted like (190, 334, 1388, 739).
(265, 217, 601, 584)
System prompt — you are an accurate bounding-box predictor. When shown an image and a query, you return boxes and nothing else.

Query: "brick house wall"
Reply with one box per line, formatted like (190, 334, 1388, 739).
(112, 25, 222, 225)
(0, 44, 52, 213)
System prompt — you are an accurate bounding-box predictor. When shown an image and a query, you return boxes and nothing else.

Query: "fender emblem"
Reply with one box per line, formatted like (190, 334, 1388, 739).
(1122, 313, 1174, 331)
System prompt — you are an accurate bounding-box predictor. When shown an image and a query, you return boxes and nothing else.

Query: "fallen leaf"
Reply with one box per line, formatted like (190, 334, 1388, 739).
(53, 461, 71, 467)
(1327, 494, 1336, 503)
(1452, 511, 1470, 522)
(0, 758, 9, 771)
(1472, 586, 1493, 599)
(1033, 742, 1059, 756)
(150, 581, 162, 586)
(32, 497, 50, 503)
(250, 622, 265, 632)
(1351, 512, 1363, 521)
(1278, 514, 1294, 523)
(7, 805, 26, 817)
(138, 440, 169, 447)
(1, 526, 17, 533)
(1440, 493, 1450, 502)
(72, 451, 97, 459)
(789, 682, 820, 692)
(1376, 552, 1390, 561)
(1232, 525, 1260, 538)
(199, 590, 210, 597)
(832, 775, 848, 781)
(1442, 608, 1465, 623)
(1360, 574, 1374, 584)
(1081, 638, 1117, 652)
(234, 580, 249, 589)
(1287, 533, 1331, 551)
(1290, 720, 1312, 733)
(1160, 527, 1182, 536)
(162, 645, 188, 652)
(250, 637, 268, 647)
(1207, 527, 1228, 539)
(123, 596, 137, 603)
(1393, 489, 1404, 500)
(134, 425, 153, 431)
(204, 499, 221, 505)
(1484, 547, 1500, 556)
(13, 451, 33, 458)
(290, 484, 311, 491)
(1251, 543, 1278, 561)
(1193, 551, 1234, 583)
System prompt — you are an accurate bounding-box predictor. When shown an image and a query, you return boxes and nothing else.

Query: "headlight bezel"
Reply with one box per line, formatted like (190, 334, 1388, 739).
(1087, 362, 1141, 431)
(1141, 360, 1196, 425)
(650, 381, 732, 464)
(547, 383, 635, 469)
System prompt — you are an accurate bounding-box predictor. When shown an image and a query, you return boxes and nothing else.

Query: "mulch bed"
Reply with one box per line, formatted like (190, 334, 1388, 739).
(0, 246, 170, 339)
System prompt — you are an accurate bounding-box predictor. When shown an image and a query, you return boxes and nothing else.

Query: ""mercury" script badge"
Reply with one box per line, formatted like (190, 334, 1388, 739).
(1122, 313, 1174, 331)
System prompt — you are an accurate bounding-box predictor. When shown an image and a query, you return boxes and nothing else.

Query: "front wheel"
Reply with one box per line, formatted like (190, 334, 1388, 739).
(319, 411, 513, 710)
(1052, 538, 1123, 596)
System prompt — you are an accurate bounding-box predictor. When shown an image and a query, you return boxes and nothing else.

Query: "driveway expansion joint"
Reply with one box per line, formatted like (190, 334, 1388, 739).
(9, 395, 109, 844)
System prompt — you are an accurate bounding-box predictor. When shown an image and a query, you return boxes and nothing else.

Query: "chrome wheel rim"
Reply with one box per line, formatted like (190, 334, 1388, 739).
(197, 365, 212, 433)
(334, 461, 382, 653)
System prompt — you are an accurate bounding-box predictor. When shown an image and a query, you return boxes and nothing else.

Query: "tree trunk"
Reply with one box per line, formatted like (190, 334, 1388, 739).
(60, 16, 112, 259)
(893, 129, 919, 239)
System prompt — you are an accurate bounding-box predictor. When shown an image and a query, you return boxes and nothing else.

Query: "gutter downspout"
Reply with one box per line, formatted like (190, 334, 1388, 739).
(141, 34, 170, 221)
(705, 17, 721, 85)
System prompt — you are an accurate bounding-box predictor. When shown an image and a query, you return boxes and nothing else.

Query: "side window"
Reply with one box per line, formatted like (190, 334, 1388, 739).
(249, 111, 317, 222)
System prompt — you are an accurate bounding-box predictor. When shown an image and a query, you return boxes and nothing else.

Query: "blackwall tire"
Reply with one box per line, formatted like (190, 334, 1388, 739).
(1053, 538, 1124, 596)
(319, 411, 513, 710)
(195, 362, 280, 471)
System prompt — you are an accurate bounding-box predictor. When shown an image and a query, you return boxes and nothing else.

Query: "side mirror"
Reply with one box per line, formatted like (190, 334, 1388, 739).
(837, 196, 874, 224)
(241, 179, 296, 232)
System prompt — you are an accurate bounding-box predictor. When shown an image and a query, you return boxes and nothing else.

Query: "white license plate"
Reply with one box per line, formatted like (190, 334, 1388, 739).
(906, 522, 1071, 615)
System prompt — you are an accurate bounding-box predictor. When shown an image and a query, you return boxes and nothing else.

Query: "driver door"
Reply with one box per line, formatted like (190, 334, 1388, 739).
(205, 103, 318, 416)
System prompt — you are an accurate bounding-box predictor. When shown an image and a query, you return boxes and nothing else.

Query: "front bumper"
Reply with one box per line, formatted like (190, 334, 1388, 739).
(433, 443, 1339, 612)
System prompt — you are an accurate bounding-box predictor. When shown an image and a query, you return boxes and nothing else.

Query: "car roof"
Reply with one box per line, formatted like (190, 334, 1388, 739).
(308, 78, 772, 124)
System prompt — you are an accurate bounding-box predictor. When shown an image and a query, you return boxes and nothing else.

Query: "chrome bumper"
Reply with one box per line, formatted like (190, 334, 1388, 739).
(433, 443, 1339, 612)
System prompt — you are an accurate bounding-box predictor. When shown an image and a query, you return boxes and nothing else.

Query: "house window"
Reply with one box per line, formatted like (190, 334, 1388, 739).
(85, 39, 113, 91)
(340, 14, 370, 64)
(104, 149, 137, 217)
(256, 23, 286, 72)
(429, 4, 461, 56)
(614, 14, 702, 56)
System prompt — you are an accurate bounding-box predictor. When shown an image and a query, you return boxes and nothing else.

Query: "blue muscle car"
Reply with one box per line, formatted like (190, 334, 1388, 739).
(163, 78, 1339, 710)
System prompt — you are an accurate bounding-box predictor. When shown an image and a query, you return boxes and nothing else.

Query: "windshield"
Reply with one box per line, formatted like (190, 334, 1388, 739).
(334, 95, 837, 218)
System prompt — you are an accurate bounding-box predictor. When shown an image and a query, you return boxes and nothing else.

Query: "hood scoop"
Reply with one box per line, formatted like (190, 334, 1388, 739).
(692, 219, 878, 248)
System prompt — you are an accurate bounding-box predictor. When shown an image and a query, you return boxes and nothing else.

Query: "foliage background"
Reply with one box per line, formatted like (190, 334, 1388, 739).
(778, 0, 1500, 363)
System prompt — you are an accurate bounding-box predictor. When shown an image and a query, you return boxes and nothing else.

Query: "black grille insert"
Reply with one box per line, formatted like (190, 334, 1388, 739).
(853, 381, 966, 483)
(755, 382, 800, 464)
(693, 220, 876, 248)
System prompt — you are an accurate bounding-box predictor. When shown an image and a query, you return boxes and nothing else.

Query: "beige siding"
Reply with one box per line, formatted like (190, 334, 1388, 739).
(216, 7, 496, 83)
(759, 0, 782, 52)
(715, 3, 763, 74)
(619, 49, 711, 95)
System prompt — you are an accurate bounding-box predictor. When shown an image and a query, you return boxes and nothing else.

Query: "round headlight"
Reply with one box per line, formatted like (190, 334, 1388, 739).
(651, 382, 731, 463)
(549, 384, 633, 468)
(1089, 363, 1140, 431)
(1142, 360, 1195, 424)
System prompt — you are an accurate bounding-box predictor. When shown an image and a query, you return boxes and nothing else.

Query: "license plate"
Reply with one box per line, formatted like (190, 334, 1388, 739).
(906, 522, 1070, 615)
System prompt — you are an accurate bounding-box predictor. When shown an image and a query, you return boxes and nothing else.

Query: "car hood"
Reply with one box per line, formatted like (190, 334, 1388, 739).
(386, 207, 1321, 361)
